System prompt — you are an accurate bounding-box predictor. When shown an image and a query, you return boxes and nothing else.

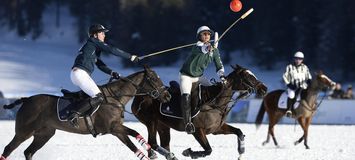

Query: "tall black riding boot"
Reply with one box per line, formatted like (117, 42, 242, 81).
(68, 93, 104, 128)
(286, 97, 294, 117)
(181, 94, 195, 134)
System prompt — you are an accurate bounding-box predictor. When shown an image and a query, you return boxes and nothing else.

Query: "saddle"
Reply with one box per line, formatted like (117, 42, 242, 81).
(57, 89, 99, 137)
(61, 89, 88, 100)
(160, 81, 222, 119)
(278, 91, 301, 110)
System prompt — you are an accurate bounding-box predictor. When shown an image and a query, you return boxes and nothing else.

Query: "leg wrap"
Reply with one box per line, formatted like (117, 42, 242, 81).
(0, 155, 7, 160)
(135, 149, 149, 160)
(238, 135, 245, 154)
(136, 135, 151, 150)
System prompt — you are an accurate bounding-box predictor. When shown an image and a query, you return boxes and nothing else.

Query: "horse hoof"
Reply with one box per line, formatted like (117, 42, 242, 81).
(294, 141, 299, 145)
(262, 141, 267, 146)
(148, 149, 158, 159)
(306, 146, 310, 149)
(166, 153, 178, 160)
(182, 148, 192, 157)
(149, 154, 158, 159)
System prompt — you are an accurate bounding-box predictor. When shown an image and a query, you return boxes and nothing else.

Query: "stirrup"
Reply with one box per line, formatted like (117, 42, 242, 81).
(286, 110, 292, 117)
(185, 122, 195, 134)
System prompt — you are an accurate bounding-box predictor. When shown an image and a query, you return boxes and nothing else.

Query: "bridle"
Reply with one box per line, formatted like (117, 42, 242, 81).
(136, 70, 168, 99)
(233, 69, 260, 98)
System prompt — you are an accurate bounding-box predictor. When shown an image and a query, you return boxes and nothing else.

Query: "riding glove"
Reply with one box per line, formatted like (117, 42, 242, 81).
(220, 76, 227, 84)
(130, 55, 140, 63)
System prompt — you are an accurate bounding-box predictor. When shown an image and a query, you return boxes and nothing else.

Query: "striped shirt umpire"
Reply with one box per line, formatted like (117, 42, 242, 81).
(283, 63, 312, 89)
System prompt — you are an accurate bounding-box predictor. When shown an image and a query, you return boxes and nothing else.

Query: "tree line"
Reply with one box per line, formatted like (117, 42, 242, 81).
(0, 0, 354, 80)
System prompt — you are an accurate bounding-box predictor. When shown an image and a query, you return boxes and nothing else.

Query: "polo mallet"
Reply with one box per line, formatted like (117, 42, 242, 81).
(139, 8, 254, 60)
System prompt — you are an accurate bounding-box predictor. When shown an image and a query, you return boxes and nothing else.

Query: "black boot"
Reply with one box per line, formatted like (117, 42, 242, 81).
(68, 93, 104, 128)
(181, 94, 195, 134)
(286, 97, 294, 117)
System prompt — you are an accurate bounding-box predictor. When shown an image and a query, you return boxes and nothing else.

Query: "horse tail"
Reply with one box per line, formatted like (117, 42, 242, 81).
(255, 100, 266, 130)
(3, 97, 28, 109)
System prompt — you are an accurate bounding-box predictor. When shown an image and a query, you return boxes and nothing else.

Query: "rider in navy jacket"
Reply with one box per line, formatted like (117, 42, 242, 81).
(68, 24, 139, 128)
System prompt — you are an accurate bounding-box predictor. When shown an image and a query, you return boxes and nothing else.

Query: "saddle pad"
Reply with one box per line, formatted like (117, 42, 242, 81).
(56, 97, 100, 121)
(278, 91, 300, 109)
(160, 103, 200, 119)
(57, 98, 73, 121)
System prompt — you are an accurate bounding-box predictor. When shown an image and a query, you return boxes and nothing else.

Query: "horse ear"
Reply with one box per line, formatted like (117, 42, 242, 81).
(319, 70, 323, 74)
(230, 65, 237, 70)
(235, 64, 243, 69)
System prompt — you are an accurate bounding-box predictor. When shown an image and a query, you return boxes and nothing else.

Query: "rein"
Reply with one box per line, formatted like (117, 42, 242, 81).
(302, 90, 327, 112)
(106, 73, 165, 99)
(103, 72, 166, 114)
(201, 69, 256, 113)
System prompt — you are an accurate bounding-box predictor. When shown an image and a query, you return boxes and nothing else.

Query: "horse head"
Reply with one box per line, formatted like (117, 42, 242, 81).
(137, 65, 171, 103)
(228, 64, 267, 97)
(312, 71, 336, 91)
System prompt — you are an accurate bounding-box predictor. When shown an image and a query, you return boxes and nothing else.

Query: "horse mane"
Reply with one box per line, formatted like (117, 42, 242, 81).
(198, 83, 225, 105)
(104, 70, 145, 87)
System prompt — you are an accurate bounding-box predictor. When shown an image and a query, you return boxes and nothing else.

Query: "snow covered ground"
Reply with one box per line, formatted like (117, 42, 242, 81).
(0, 121, 354, 160)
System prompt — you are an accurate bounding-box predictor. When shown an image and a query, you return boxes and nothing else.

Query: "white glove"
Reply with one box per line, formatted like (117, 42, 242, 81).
(220, 76, 227, 84)
(130, 55, 139, 63)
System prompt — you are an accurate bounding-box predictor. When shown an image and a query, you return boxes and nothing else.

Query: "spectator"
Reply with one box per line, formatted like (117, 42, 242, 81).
(330, 83, 344, 99)
(343, 85, 354, 99)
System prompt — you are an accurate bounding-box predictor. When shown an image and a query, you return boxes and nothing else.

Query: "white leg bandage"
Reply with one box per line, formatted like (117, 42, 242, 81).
(70, 68, 101, 98)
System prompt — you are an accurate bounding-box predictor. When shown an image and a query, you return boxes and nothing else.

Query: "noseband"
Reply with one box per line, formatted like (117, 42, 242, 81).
(137, 71, 167, 99)
(235, 69, 259, 97)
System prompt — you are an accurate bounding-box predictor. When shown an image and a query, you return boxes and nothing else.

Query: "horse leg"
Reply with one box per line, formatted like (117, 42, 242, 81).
(213, 123, 245, 160)
(111, 124, 149, 160)
(303, 117, 312, 149)
(144, 122, 158, 159)
(23, 127, 56, 160)
(268, 114, 281, 147)
(182, 128, 212, 159)
(295, 117, 306, 146)
(1, 131, 34, 159)
(155, 125, 177, 160)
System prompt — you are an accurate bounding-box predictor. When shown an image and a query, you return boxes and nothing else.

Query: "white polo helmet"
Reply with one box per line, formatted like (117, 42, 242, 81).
(196, 26, 214, 39)
(294, 51, 304, 59)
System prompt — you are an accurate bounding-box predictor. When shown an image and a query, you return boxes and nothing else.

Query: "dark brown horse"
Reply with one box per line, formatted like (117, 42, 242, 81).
(0, 66, 171, 160)
(255, 72, 335, 149)
(131, 64, 267, 160)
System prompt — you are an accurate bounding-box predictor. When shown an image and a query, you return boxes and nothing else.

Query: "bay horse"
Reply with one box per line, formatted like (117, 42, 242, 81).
(0, 66, 172, 160)
(131, 64, 267, 160)
(255, 71, 335, 149)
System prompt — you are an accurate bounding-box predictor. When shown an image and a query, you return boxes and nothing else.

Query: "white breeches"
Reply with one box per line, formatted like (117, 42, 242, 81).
(287, 88, 295, 99)
(70, 68, 101, 98)
(180, 73, 212, 95)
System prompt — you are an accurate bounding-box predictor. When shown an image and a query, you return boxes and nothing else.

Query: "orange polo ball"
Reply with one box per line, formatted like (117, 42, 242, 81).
(230, 0, 242, 12)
